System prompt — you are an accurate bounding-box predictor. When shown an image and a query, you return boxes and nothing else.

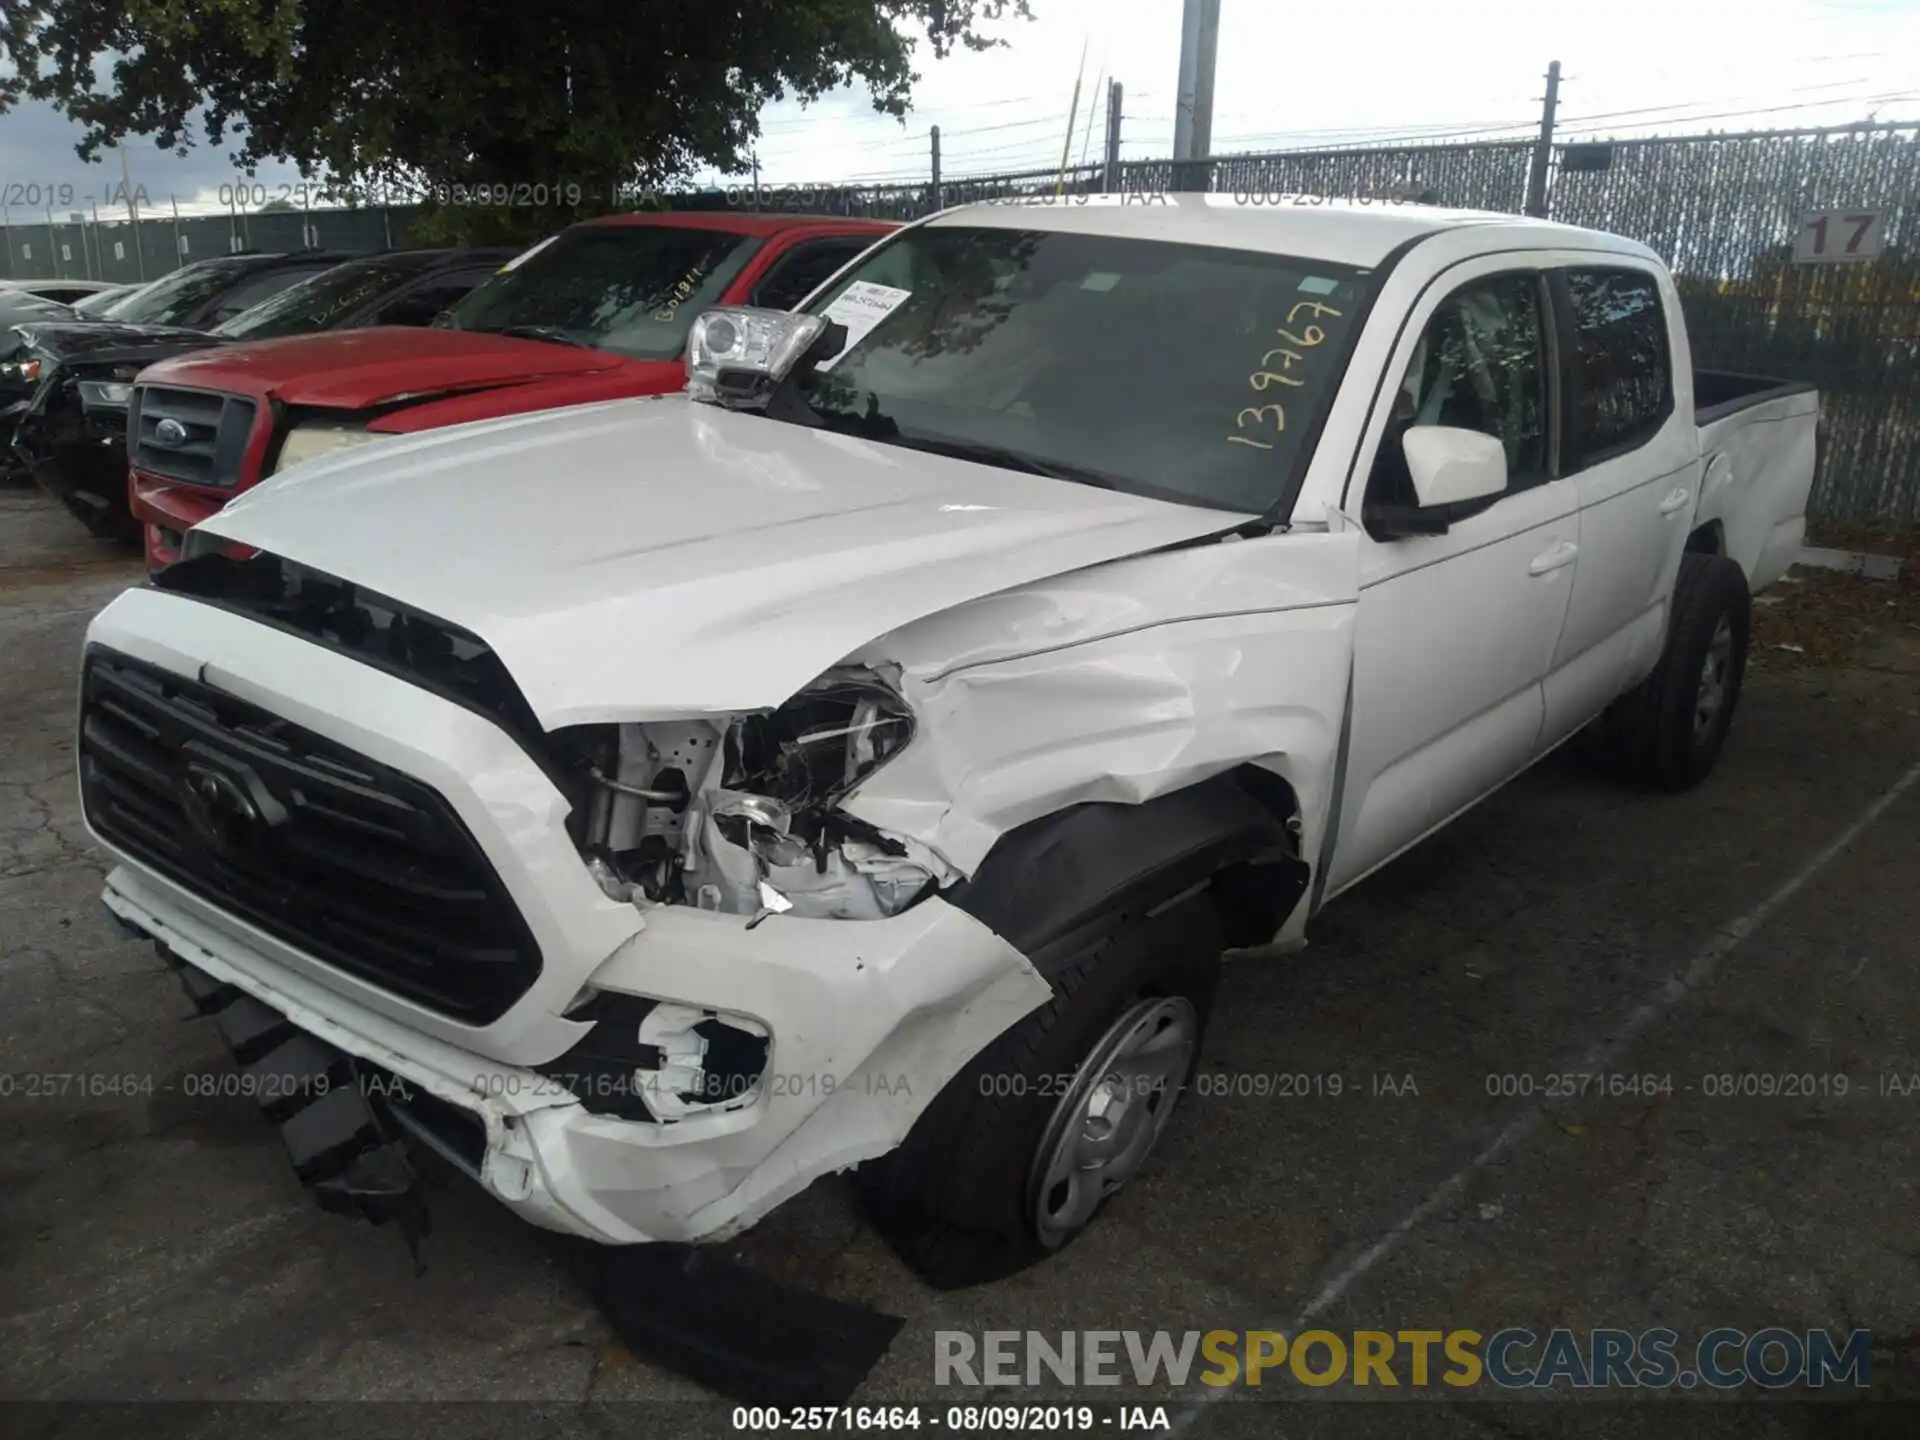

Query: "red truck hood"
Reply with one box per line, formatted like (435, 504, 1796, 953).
(136, 326, 668, 411)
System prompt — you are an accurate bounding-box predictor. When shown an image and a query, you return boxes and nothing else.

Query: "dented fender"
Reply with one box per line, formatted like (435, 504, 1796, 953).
(845, 530, 1360, 940)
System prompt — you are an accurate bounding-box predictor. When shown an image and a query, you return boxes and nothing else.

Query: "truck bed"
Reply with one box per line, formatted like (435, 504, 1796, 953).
(1695, 369, 1817, 425)
(1692, 371, 1820, 594)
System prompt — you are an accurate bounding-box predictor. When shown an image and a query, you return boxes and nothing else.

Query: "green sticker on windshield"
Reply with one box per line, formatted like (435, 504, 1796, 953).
(1080, 271, 1121, 292)
(1297, 275, 1340, 295)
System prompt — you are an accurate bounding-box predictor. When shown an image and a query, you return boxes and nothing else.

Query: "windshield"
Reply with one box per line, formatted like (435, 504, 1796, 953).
(794, 225, 1373, 515)
(103, 261, 249, 328)
(212, 254, 432, 340)
(446, 224, 760, 360)
(72, 287, 130, 317)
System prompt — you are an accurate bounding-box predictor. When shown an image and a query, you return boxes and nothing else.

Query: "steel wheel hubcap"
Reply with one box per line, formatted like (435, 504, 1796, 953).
(1694, 615, 1734, 741)
(1028, 996, 1197, 1250)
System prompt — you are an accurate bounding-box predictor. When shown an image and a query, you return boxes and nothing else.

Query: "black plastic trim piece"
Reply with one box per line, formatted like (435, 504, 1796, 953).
(945, 769, 1307, 955)
(1693, 370, 1818, 427)
(82, 645, 543, 1024)
(576, 1242, 905, 1407)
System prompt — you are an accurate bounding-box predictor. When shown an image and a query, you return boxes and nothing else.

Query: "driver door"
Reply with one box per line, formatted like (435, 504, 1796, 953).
(1322, 261, 1578, 899)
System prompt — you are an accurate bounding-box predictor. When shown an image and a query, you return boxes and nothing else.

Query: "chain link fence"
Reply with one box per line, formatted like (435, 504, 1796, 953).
(0, 203, 418, 286)
(1545, 125, 1919, 524)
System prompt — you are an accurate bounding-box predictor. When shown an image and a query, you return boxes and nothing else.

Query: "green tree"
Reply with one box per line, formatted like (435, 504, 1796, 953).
(0, 1, 1030, 240)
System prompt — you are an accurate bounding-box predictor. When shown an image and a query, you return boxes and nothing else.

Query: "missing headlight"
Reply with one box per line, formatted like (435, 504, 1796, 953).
(729, 670, 914, 812)
(558, 668, 940, 919)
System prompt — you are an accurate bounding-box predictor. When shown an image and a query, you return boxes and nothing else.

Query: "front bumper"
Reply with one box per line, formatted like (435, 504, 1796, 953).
(87, 585, 1051, 1245)
(129, 469, 230, 571)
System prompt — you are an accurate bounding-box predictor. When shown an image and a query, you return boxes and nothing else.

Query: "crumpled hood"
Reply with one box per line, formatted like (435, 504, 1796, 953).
(199, 397, 1247, 728)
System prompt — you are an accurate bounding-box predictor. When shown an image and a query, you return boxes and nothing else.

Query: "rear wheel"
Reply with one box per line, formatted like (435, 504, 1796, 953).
(858, 882, 1223, 1289)
(1598, 552, 1751, 790)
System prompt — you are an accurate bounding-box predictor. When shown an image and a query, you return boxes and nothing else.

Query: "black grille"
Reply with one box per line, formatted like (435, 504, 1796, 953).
(80, 647, 541, 1024)
(129, 384, 259, 488)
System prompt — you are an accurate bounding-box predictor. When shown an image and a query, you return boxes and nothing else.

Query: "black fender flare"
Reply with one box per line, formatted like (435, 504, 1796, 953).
(943, 768, 1310, 961)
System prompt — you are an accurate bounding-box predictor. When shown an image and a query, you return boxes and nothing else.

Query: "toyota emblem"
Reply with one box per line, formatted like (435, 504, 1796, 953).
(180, 760, 267, 852)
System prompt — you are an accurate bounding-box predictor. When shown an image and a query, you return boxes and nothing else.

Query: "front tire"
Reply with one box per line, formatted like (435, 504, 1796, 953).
(858, 883, 1224, 1289)
(1599, 552, 1751, 791)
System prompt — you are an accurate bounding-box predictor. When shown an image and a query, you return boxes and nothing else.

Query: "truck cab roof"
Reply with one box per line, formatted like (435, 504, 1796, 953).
(921, 193, 1662, 268)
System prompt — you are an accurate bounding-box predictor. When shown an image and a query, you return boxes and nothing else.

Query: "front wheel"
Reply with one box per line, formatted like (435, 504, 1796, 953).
(857, 884, 1223, 1289)
(1598, 552, 1752, 791)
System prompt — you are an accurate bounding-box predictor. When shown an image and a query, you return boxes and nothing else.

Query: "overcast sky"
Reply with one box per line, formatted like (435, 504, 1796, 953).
(3, 0, 1915, 215)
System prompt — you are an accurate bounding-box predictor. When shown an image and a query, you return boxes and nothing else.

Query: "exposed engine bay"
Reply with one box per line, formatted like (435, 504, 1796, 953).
(553, 668, 952, 921)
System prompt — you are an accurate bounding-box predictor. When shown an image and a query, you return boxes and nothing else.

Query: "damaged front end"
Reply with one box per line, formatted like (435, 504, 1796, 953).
(552, 668, 952, 924)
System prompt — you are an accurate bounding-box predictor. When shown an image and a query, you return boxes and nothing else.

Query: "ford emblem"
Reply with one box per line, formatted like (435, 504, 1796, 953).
(153, 417, 188, 449)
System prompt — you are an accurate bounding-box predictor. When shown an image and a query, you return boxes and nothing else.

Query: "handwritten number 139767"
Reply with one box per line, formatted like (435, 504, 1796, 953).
(1226, 300, 1344, 450)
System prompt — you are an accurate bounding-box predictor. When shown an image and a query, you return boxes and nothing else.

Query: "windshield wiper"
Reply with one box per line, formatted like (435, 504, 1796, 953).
(880, 433, 1128, 493)
(490, 324, 590, 348)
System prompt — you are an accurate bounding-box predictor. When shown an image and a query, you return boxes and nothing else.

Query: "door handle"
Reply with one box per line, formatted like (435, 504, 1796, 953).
(1528, 539, 1579, 576)
(1658, 487, 1692, 516)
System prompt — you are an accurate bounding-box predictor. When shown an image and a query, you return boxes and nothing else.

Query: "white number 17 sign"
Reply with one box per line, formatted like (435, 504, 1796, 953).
(1793, 208, 1886, 264)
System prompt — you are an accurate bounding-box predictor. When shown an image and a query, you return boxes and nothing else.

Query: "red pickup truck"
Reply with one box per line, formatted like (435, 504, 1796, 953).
(129, 210, 895, 570)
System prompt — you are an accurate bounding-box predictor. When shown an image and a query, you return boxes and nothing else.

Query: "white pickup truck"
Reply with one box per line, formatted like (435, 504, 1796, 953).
(81, 197, 1816, 1287)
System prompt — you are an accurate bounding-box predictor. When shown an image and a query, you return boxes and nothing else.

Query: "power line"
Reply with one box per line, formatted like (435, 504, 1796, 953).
(1561, 90, 1920, 135)
(1554, 74, 1907, 127)
(752, 91, 1061, 131)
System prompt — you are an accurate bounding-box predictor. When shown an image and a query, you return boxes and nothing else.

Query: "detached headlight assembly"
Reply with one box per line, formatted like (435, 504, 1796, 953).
(271, 422, 382, 475)
(685, 306, 837, 410)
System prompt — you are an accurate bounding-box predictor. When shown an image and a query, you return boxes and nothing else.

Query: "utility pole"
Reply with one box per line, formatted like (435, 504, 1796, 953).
(1078, 62, 1106, 171)
(1525, 60, 1562, 218)
(1103, 80, 1124, 193)
(1056, 38, 1089, 198)
(118, 144, 147, 279)
(1171, 0, 1221, 191)
(929, 125, 942, 212)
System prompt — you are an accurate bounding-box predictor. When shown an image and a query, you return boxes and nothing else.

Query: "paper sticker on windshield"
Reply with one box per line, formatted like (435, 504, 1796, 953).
(1297, 275, 1341, 295)
(817, 281, 912, 370)
(499, 235, 558, 274)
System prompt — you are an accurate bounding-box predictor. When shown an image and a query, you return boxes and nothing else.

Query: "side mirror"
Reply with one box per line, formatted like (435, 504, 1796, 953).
(1403, 425, 1507, 509)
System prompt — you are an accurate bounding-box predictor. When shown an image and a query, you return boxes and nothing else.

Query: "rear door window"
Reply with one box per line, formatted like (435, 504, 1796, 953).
(1561, 267, 1672, 468)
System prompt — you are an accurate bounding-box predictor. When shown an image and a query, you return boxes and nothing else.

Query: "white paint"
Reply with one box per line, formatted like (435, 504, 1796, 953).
(198, 397, 1246, 728)
(109, 204, 1823, 1253)
(1171, 755, 1920, 1430)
